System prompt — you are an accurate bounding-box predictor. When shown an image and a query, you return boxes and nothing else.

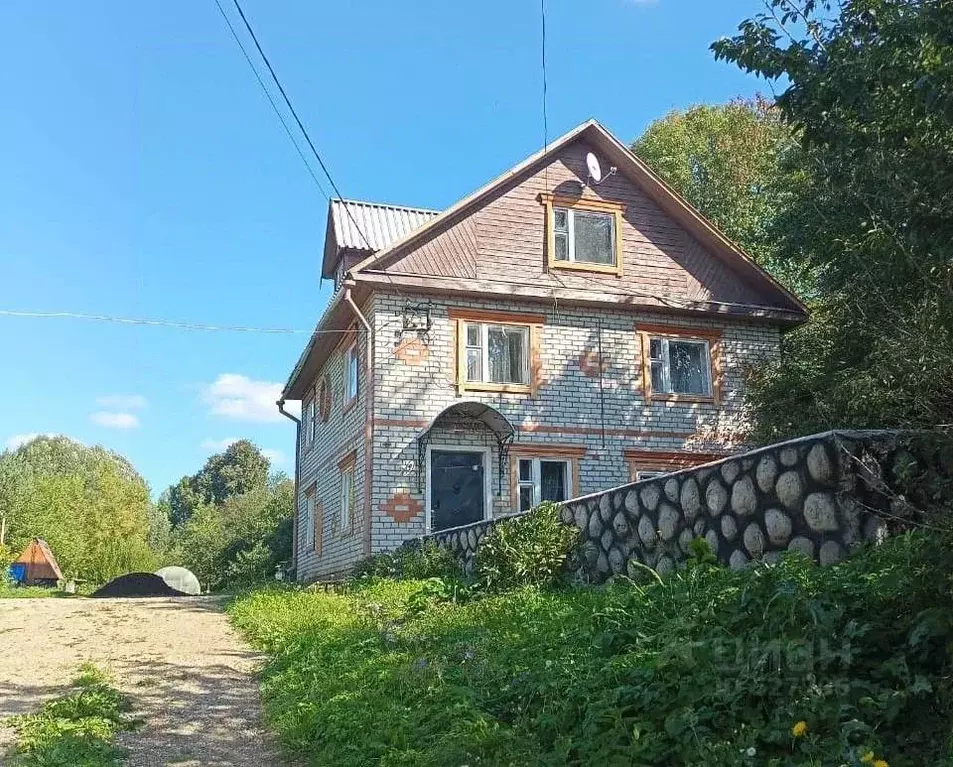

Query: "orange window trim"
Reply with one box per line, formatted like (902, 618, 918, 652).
(539, 193, 625, 277)
(338, 449, 358, 471)
(636, 325, 723, 405)
(453, 314, 543, 397)
(509, 445, 585, 509)
(623, 448, 727, 482)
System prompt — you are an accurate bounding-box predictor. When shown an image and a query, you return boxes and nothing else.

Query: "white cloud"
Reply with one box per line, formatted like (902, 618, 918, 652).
(90, 411, 140, 429)
(4, 433, 58, 451)
(201, 373, 288, 423)
(262, 448, 286, 466)
(96, 394, 147, 410)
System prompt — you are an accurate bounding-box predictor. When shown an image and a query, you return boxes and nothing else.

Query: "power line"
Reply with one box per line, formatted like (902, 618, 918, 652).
(227, 0, 375, 253)
(0, 309, 360, 335)
(213, 0, 330, 199)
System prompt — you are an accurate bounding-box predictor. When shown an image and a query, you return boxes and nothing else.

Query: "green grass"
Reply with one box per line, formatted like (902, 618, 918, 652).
(6, 663, 138, 766)
(231, 529, 953, 767)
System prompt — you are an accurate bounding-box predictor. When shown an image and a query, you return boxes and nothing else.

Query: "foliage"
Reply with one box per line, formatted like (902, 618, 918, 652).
(166, 472, 294, 591)
(167, 439, 270, 526)
(632, 96, 810, 293)
(352, 540, 459, 581)
(474, 503, 579, 592)
(0, 436, 156, 583)
(712, 0, 953, 440)
(230, 522, 953, 766)
(8, 664, 136, 766)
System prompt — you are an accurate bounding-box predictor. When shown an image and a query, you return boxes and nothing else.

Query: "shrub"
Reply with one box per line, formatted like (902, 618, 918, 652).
(352, 540, 458, 582)
(473, 502, 579, 592)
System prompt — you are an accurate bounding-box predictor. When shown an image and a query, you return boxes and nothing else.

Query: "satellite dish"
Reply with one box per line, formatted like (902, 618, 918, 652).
(586, 152, 603, 184)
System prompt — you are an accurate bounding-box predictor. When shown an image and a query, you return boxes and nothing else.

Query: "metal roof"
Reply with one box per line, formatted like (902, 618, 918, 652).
(330, 199, 440, 253)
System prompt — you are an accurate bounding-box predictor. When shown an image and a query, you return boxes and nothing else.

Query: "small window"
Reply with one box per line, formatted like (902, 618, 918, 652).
(304, 491, 316, 548)
(341, 465, 356, 531)
(636, 470, 666, 482)
(553, 207, 615, 266)
(516, 458, 570, 512)
(648, 337, 712, 396)
(304, 401, 315, 446)
(344, 343, 359, 403)
(464, 322, 529, 386)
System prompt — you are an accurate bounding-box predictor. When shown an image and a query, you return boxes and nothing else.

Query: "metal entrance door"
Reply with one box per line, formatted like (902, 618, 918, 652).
(429, 450, 485, 532)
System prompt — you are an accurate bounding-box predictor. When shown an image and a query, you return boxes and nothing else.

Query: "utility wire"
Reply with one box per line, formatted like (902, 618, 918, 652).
(0, 309, 361, 335)
(213, 0, 330, 200)
(227, 0, 375, 253)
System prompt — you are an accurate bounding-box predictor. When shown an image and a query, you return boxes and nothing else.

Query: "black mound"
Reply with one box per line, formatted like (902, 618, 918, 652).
(91, 572, 191, 598)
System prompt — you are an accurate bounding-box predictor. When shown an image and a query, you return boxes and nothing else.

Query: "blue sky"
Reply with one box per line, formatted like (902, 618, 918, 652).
(0, 0, 770, 495)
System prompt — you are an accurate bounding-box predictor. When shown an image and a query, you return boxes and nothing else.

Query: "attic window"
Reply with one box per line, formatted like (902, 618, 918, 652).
(540, 194, 624, 276)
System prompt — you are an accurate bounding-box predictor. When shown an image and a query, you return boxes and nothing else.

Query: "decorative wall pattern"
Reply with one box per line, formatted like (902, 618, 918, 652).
(413, 430, 951, 580)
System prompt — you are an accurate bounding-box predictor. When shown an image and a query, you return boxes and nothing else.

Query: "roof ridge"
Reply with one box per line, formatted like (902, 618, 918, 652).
(333, 198, 441, 214)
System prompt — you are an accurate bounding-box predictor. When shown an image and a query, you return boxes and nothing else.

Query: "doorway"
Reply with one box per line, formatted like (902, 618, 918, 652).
(427, 448, 488, 532)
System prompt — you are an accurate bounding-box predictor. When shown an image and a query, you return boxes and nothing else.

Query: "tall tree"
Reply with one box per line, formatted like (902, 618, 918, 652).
(632, 97, 808, 291)
(0, 436, 156, 581)
(168, 439, 270, 526)
(711, 0, 953, 439)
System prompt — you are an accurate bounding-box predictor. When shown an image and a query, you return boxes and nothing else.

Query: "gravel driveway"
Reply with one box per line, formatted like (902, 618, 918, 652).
(0, 596, 282, 766)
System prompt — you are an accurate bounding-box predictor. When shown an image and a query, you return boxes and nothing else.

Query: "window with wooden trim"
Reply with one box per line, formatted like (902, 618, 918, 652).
(638, 325, 722, 403)
(624, 449, 727, 484)
(636, 470, 666, 482)
(344, 342, 359, 404)
(516, 457, 571, 512)
(465, 322, 529, 387)
(304, 489, 316, 548)
(318, 376, 332, 422)
(340, 464, 356, 532)
(649, 337, 712, 396)
(303, 400, 316, 447)
(541, 194, 624, 276)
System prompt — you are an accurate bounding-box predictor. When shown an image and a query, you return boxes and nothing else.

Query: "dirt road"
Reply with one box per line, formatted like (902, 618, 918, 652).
(0, 596, 282, 766)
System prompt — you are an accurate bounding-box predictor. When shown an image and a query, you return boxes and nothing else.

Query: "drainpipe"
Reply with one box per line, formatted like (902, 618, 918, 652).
(344, 287, 375, 559)
(277, 398, 301, 575)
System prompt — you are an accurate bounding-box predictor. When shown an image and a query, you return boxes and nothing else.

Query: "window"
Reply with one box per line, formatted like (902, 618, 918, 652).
(541, 194, 624, 275)
(516, 458, 570, 512)
(304, 491, 316, 548)
(344, 343, 359, 403)
(648, 337, 712, 396)
(553, 207, 615, 266)
(636, 470, 666, 482)
(340, 465, 356, 532)
(303, 400, 315, 447)
(464, 322, 529, 386)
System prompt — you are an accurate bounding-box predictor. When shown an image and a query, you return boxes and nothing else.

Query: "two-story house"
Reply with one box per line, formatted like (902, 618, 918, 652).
(279, 119, 808, 582)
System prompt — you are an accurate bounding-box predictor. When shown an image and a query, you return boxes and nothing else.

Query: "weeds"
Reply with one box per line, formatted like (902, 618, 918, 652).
(7, 663, 137, 766)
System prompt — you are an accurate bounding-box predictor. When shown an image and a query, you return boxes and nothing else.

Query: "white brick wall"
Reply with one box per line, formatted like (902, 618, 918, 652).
(296, 289, 781, 579)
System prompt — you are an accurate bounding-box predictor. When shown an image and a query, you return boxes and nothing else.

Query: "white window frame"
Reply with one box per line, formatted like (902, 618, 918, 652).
(648, 336, 713, 397)
(516, 457, 571, 512)
(344, 342, 359, 404)
(304, 400, 315, 447)
(340, 464, 356, 533)
(304, 491, 316, 548)
(424, 444, 491, 535)
(553, 206, 616, 266)
(463, 322, 530, 387)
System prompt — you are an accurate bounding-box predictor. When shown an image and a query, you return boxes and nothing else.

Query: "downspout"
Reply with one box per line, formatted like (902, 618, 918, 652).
(277, 398, 301, 575)
(344, 287, 375, 559)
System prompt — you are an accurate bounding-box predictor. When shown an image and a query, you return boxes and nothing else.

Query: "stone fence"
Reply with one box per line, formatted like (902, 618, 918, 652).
(412, 430, 952, 581)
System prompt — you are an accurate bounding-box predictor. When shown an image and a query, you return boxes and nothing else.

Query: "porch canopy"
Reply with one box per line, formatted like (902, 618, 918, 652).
(416, 400, 515, 491)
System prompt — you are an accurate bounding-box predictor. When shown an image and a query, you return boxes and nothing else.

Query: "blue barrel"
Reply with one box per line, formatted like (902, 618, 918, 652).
(8, 563, 27, 584)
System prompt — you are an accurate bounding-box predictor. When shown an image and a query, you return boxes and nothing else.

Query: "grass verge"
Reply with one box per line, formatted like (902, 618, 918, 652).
(6, 663, 137, 766)
(231, 527, 953, 766)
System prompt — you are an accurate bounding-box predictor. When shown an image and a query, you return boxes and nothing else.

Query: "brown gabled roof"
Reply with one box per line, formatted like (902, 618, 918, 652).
(349, 119, 807, 317)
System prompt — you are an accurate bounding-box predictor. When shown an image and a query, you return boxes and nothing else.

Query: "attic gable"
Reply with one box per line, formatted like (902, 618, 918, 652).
(350, 121, 807, 323)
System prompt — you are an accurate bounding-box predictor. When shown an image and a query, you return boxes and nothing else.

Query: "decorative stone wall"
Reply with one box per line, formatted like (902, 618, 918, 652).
(413, 430, 952, 580)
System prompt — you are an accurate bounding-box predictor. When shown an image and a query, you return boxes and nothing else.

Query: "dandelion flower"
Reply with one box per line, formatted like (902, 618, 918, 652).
(861, 753, 874, 764)
(873, 761, 888, 767)
(745, 746, 757, 757)
(792, 721, 808, 737)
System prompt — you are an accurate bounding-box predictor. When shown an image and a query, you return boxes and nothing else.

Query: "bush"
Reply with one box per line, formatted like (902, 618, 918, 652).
(473, 502, 579, 592)
(230, 516, 953, 767)
(352, 540, 458, 581)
